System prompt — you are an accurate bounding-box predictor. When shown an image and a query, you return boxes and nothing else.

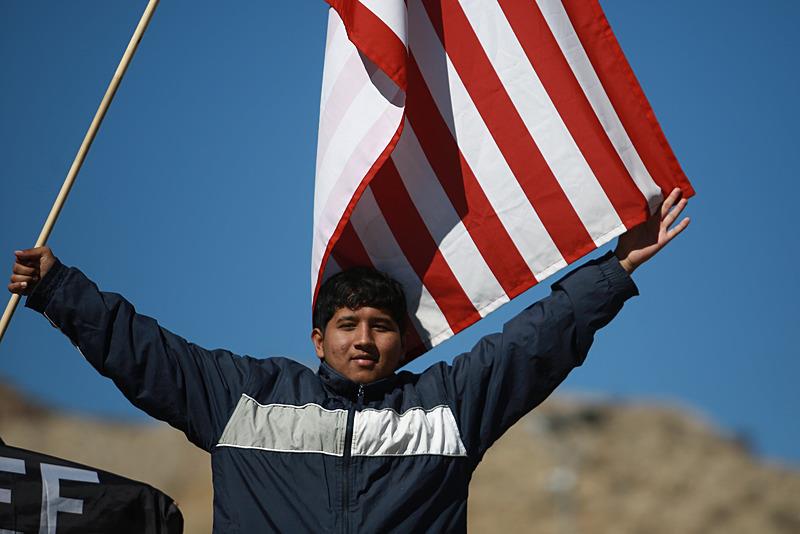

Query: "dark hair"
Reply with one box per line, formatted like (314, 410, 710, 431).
(313, 267, 407, 334)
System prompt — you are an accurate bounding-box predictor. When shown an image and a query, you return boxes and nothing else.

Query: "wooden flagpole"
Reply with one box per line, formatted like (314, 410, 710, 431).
(0, 0, 160, 345)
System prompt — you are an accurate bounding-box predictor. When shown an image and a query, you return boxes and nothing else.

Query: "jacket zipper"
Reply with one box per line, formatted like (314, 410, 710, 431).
(342, 384, 364, 534)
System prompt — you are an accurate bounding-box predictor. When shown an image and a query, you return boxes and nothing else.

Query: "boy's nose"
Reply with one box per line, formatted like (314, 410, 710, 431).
(354, 323, 375, 347)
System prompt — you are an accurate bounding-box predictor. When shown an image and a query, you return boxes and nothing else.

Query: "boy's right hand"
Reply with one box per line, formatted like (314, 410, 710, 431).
(8, 246, 57, 296)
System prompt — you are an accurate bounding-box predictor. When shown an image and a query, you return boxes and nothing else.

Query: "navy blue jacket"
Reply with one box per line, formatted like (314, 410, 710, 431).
(26, 252, 637, 533)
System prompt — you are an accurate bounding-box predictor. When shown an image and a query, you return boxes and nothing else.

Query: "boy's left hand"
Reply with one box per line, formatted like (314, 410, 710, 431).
(615, 188, 690, 274)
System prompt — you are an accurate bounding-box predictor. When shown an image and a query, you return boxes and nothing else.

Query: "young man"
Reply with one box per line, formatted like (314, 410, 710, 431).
(8, 191, 689, 532)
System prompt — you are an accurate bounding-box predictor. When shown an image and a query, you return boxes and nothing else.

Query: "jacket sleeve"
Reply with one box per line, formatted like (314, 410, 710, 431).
(446, 251, 638, 467)
(25, 260, 257, 452)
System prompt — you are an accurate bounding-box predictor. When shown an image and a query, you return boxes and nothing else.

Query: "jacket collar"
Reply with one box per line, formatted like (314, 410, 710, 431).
(317, 360, 399, 401)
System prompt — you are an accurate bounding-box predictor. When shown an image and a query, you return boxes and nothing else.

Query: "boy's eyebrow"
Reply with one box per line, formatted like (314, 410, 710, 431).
(369, 317, 399, 329)
(334, 313, 396, 325)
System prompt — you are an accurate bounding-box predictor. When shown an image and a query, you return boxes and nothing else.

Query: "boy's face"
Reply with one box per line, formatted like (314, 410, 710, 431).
(312, 306, 405, 384)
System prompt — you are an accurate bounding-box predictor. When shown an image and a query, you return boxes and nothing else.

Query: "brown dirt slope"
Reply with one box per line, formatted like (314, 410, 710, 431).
(1, 383, 797, 533)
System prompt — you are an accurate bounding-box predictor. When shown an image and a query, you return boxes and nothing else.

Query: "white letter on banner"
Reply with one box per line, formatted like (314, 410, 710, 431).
(38, 464, 99, 534)
(0, 457, 26, 534)
(0, 456, 26, 505)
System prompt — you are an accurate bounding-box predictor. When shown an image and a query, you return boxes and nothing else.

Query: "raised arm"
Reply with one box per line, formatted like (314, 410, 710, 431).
(9, 247, 257, 451)
(448, 188, 690, 467)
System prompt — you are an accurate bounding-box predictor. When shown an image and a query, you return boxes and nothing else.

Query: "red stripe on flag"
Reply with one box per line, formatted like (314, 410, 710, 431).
(561, 0, 694, 198)
(370, 160, 482, 331)
(422, 0, 595, 263)
(406, 55, 537, 298)
(326, 0, 408, 90)
(498, 0, 649, 228)
(333, 221, 373, 270)
(332, 222, 427, 360)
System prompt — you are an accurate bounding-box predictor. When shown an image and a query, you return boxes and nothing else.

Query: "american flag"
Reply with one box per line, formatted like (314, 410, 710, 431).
(312, 0, 694, 361)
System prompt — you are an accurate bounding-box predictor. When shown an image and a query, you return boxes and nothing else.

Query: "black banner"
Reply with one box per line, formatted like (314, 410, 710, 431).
(0, 438, 183, 534)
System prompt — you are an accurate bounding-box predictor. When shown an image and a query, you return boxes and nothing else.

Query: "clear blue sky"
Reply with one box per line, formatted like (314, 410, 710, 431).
(1, 1, 798, 466)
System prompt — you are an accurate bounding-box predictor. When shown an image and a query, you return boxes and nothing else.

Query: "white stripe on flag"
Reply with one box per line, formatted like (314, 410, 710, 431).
(460, 0, 623, 245)
(350, 187, 453, 344)
(536, 0, 663, 212)
(312, 100, 402, 292)
(316, 53, 371, 170)
(313, 8, 405, 292)
(391, 123, 508, 315)
(315, 67, 399, 207)
(408, 0, 566, 280)
(319, 11, 351, 114)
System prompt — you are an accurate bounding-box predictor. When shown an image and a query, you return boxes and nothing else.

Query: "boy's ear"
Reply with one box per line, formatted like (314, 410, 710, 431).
(311, 327, 325, 360)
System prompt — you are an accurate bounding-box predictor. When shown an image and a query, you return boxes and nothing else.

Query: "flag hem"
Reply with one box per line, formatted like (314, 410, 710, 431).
(579, 0, 695, 199)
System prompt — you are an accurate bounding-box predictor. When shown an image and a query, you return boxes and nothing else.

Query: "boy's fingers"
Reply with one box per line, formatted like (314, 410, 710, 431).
(14, 247, 52, 268)
(14, 246, 49, 259)
(660, 188, 682, 217)
(15, 258, 37, 268)
(12, 263, 37, 276)
(660, 195, 673, 217)
(7, 281, 28, 294)
(10, 274, 36, 284)
(666, 217, 691, 240)
(662, 198, 688, 228)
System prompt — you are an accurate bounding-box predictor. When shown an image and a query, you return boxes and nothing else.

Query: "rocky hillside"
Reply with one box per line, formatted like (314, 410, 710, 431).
(1, 383, 797, 533)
